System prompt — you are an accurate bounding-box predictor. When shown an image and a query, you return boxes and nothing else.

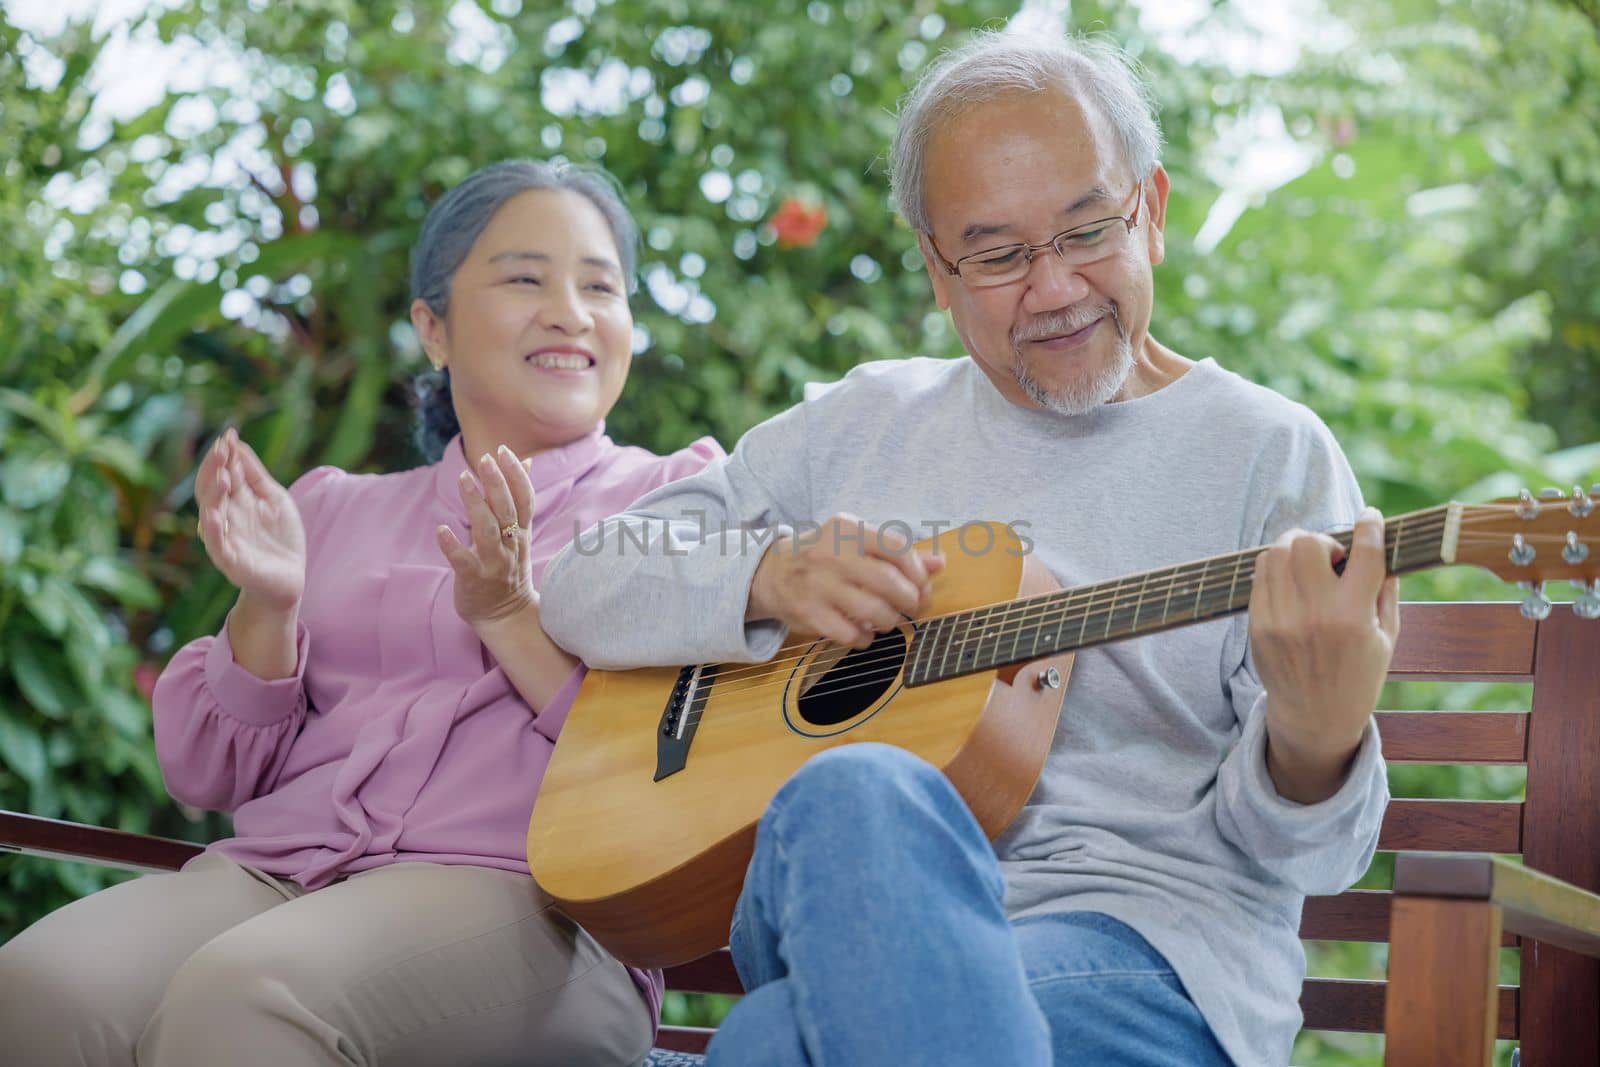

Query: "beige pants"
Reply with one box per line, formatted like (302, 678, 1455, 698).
(0, 852, 652, 1067)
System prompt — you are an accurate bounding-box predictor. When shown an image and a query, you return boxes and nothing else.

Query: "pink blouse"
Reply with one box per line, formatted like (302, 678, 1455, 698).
(151, 425, 723, 1027)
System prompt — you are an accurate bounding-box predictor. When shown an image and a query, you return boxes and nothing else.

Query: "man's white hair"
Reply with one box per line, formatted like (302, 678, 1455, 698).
(889, 32, 1164, 233)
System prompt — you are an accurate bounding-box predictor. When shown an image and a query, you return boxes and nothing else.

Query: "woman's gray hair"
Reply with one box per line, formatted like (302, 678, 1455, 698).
(889, 31, 1164, 233)
(408, 159, 639, 461)
(410, 158, 639, 316)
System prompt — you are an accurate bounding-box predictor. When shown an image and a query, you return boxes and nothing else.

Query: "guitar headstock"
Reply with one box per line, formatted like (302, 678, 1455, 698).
(1453, 486, 1600, 619)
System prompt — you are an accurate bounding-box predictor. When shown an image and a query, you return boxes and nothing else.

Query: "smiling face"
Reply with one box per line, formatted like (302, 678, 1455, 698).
(411, 187, 633, 458)
(919, 87, 1170, 415)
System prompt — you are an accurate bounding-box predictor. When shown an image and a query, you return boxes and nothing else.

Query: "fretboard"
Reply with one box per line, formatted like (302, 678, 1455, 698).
(902, 504, 1458, 687)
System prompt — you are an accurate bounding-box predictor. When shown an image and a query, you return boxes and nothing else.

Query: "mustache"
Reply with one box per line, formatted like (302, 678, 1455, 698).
(1011, 304, 1117, 347)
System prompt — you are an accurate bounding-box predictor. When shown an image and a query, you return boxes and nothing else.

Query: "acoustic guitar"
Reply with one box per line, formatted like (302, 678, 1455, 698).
(527, 489, 1600, 968)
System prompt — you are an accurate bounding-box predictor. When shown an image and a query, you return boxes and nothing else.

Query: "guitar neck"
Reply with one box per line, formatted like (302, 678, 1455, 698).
(902, 503, 1461, 688)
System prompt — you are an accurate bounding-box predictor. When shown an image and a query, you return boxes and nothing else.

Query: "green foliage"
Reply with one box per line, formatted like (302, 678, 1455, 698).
(3, 1, 1598, 1061)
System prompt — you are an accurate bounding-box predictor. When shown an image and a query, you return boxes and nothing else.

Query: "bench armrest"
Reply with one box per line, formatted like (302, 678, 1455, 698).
(1394, 853, 1600, 958)
(0, 809, 201, 874)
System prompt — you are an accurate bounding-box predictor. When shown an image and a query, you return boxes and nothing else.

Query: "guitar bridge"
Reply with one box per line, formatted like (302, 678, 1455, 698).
(655, 663, 716, 781)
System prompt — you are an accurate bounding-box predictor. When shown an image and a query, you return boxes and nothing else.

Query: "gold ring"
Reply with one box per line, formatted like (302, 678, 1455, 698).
(501, 522, 518, 540)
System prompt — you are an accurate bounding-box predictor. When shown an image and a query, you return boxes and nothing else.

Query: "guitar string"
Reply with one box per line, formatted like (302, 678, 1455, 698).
(696, 509, 1461, 688)
(680, 516, 1468, 712)
(672, 540, 1447, 722)
(670, 525, 1590, 724)
(666, 520, 1542, 718)
(687, 510, 1463, 693)
(695, 504, 1592, 694)
(659, 517, 1590, 727)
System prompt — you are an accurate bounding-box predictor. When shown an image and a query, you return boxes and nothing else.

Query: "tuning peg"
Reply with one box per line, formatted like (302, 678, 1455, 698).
(1509, 534, 1536, 566)
(1572, 487, 1595, 518)
(1519, 581, 1553, 620)
(1563, 532, 1591, 565)
(1539, 487, 1564, 499)
(1517, 489, 1539, 519)
(1575, 581, 1600, 621)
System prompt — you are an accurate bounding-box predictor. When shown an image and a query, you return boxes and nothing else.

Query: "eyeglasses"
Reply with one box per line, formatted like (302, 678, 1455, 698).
(926, 180, 1145, 288)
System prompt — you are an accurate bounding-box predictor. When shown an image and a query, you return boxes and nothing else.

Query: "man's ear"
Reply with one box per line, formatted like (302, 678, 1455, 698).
(1144, 163, 1171, 268)
(918, 233, 953, 311)
(410, 298, 449, 371)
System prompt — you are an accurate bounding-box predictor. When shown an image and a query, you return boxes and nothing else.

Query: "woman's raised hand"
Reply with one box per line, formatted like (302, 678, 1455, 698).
(438, 445, 537, 628)
(195, 428, 306, 612)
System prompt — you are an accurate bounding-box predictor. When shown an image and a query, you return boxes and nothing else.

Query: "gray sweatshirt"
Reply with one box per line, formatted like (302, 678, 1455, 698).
(541, 355, 1388, 1067)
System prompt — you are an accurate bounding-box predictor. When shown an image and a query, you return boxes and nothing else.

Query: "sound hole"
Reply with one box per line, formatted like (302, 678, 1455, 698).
(796, 629, 907, 727)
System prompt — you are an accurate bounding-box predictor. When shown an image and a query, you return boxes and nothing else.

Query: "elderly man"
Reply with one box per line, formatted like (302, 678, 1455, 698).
(542, 31, 1393, 1067)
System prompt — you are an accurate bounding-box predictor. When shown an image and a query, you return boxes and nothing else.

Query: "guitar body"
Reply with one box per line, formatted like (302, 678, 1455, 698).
(527, 523, 1075, 968)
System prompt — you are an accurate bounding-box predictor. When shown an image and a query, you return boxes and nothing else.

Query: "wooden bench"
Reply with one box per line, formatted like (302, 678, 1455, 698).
(4, 602, 1599, 1065)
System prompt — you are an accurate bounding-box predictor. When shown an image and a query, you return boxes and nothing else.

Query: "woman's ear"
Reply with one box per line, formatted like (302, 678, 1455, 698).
(410, 298, 449, 371)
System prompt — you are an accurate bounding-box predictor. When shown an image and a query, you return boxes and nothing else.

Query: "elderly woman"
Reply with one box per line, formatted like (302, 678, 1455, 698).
(0, 160, 721, 1067)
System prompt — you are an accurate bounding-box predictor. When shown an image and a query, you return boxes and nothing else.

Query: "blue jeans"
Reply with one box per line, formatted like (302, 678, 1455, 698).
(704, 744, 1233, 1067)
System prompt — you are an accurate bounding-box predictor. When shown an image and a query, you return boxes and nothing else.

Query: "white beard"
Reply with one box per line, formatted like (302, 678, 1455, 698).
(1012, 307, 1134, 416)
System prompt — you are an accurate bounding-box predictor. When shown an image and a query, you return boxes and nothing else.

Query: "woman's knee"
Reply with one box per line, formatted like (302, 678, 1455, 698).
(0, 934, 146, 1064)
(155, 933, 306, 1021)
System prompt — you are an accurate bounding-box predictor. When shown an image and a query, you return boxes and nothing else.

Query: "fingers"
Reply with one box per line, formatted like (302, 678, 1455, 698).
(476, 449, 520, 532)
(763, 516, 947, 649)
(832, 579, 908, 635)
(1377, 575, 1401, 643)
(863, 521, 937, 603)
(1252, 514, 1397, 633)
(229, 429, 284, 498)
(457, 471, 503, 558)
(195, 432, 238, 551)
(844, 555, 926, 620)
(435, 524, 474, 572)
(494, 445, 535, 528)
(1339, 508, 1389, 599)
(195, 431, 226, 509)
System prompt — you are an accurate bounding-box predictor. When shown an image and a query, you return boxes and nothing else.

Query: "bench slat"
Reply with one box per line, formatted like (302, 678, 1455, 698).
(1375, 711, 1528, 764)
(654, 1026, 715, 1053)
(1379, 799, 1522, 854)
(1388, 603, 1535, 680)
(0, 810, 200, 873)
(1300, 977, 1517, 1038)
(662, 950, 742, 995)
(1300, 890, 1518, 946)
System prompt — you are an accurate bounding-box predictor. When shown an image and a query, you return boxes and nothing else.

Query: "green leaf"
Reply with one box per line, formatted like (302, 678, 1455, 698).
(0, 717, 48, 786)
(0, 450, 70, 510)
(74, 277, 217, 405)
(64, 634, 107, 700)
(61, 782, 110, 825)
(100, 689, 151, 741)
(20, 575, 72, 637)
(6, 634, 78, 720)
(45, 730, 77, 766)
(80, 558, 163, 610)
(0, 389, 68, 442)
(0, 507, 22, 566)
(81, 435, 157, 486)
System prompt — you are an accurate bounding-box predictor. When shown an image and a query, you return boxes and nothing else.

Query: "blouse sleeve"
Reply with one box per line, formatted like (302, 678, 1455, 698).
(150, 466, 340, 812)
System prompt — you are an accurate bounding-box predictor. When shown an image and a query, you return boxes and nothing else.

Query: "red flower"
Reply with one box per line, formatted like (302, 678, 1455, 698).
(770, 197, 827, 248)
(132, 662, 161, 702)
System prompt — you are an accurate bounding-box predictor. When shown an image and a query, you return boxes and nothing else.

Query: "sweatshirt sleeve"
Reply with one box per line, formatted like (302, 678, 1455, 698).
(150, 466, 338, 812)
(1212, 415, 1389, 894)
(541, 404, 813, 669)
